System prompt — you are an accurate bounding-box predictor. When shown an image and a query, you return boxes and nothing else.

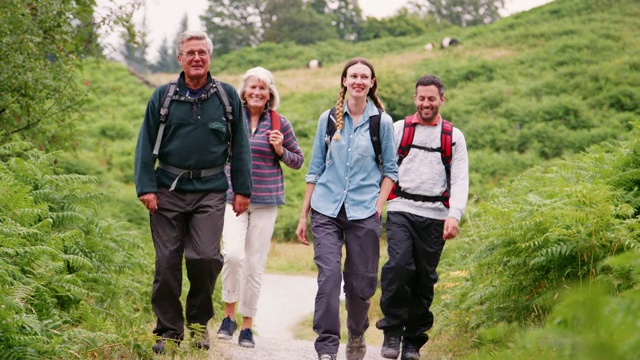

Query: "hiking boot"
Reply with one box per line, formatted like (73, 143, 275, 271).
(401, 342, 420, 360)
(346, 333, 367, 360)
(318, 354, 337, 360)
(381, 334, 401, 359)
(193, 330, 210, 350)
(238, 328, 255, 348)
(151, 340, 166, 355)
(216, 316, 238, 340)
(152, 338, 179, 354)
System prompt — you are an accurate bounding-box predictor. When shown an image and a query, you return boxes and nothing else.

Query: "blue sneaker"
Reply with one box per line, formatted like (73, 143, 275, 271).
(238, 328, 255, 348)
(216, 316, 237, 340)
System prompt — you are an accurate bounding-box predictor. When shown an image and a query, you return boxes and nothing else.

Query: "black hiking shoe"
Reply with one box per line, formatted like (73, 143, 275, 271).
(151, 340, 166, 355)
(216, 316, 238, 340)
(401, 342, 421, 360)
(238, 328, 255, 348)
(381, 334, 401, 359)
(193, 330, 210, 350)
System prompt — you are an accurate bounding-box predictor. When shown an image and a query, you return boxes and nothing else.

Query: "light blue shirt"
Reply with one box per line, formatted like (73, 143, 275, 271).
(305, 100, 398, 220)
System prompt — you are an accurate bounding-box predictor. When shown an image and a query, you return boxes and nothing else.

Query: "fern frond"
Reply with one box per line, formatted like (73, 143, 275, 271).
(61, 254, 94, 272)
(42, 174, 98, 186)
(0, 142, 32, 156)
(49, 211, 86, 226)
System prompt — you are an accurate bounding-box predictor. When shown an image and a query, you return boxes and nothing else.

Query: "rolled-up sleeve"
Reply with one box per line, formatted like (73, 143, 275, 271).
(379, 113, 399, 183)
(305, 109, 331, 184)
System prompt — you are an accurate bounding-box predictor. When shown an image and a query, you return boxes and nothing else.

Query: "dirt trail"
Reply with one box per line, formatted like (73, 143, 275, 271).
(210, 273, 384, 360)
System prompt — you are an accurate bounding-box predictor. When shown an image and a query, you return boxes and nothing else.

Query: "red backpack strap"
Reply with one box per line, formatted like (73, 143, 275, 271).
(389, 115, 417, 200)
(440, 119, 453, 208)
(397, 115, 417, 166)
(270, 110, 281, 131)
(441, 119, 453, 164)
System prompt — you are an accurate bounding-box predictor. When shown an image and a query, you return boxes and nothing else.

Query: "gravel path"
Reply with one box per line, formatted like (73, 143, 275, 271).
(210, 273, 385, 360)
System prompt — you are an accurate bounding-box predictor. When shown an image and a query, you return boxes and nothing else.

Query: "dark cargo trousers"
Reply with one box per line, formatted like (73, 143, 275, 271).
(311, 207, 381, 355)
(150, 187, 226, 340)
(376, 211, 445, 349)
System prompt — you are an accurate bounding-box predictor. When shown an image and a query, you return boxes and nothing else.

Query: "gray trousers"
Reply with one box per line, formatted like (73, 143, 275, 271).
(311, 207, 381, 355)
(150, 187, 225, 340)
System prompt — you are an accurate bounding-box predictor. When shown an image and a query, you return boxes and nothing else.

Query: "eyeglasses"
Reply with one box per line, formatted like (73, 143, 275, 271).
(181, 51, 209, 59)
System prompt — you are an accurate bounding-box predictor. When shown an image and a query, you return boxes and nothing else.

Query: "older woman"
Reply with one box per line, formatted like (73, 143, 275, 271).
(216, 66, 304, 348)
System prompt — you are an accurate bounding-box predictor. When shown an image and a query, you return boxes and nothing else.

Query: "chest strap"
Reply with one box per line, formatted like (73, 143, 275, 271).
(158, 162, 225, 191)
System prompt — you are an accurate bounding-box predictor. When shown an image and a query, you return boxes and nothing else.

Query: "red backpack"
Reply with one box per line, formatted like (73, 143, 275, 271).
(388, 115, 454, 208)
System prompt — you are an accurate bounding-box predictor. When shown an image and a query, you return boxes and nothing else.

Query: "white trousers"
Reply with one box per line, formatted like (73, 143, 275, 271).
(221, 203, 278, 317)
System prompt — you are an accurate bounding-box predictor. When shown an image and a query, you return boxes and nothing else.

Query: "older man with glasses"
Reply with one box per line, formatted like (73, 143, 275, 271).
(134, 30, 252, 354)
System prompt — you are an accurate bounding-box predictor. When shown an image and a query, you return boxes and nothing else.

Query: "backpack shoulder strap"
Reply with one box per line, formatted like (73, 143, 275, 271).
(152, 78, 179, 158)
(440, 119, 453, 165)
(397, 116, 417, 166)
(211, 78, 235, 153)
(368, 110, 382, 170)
(324, 107, 338, 153)
(212, 78, 233, 122)
(440, 119, 454, 207)
(270, 110, 281, 131)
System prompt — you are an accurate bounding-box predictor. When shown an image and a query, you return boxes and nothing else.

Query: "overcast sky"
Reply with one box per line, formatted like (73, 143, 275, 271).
(99, 0, 554, 61)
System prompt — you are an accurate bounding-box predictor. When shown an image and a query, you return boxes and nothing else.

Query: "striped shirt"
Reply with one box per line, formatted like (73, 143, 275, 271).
(226, 108, 304, 205)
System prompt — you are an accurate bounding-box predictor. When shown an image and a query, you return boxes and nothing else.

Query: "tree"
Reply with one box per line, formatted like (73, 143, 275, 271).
(152, 36, 180, 73)
(201, 0, 264, 56)
(309, 0, 363, 41)
(330, 0, 363, 40)
(0, 0, 138, 150)
(151, 13, 186, 73)
(263, 0, 336, 44)
(359, 9, 447, 41)
(410, 0, 505, 27)
(122, 16, 150, 73)
(201, 0, 338, 55)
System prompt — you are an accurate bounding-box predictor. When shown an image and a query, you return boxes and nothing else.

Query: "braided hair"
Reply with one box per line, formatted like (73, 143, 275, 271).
(333, 57, 384, 140)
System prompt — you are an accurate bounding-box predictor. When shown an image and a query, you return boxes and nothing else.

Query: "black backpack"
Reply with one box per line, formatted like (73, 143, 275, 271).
(324, 106, 383, 170)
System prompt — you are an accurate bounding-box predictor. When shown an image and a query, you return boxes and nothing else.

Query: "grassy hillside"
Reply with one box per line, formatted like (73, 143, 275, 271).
(144, 0, 640, 241)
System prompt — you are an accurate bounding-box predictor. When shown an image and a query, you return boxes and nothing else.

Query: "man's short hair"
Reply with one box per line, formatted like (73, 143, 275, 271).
(415, 75, 445, 98)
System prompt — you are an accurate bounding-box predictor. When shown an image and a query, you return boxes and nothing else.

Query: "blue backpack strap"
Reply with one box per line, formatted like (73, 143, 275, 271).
(152, 78, 179, 158)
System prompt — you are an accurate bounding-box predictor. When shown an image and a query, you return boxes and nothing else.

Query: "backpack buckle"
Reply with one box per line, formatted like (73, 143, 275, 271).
(189, 170, 202, 179)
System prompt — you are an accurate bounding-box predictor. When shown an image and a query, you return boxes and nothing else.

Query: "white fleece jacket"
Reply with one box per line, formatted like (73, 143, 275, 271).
(387, 117, 469, 221)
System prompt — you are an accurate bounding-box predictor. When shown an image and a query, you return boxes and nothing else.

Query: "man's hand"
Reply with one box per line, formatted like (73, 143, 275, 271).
(232, 194, 250, 216)
(443, 217, 460, 240)
(296, 217, 309, 246)
(139, 193, 158, 213)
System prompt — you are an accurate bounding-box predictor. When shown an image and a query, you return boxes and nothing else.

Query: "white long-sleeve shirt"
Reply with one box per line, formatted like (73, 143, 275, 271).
(387, 115, 469, 221)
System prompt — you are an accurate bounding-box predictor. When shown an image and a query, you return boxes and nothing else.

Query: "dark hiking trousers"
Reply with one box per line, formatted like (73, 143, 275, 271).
(311, 207, 381, 355)
(150, 187, 226, 340)
(377, 211, 445, 349)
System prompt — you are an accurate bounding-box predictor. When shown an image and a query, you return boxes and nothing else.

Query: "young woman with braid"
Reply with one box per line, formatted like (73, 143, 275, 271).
(296, 58, 398, 360)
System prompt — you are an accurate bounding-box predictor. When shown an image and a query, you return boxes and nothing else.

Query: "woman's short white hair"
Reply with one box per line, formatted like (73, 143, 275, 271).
(239, 67, 280, 110)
